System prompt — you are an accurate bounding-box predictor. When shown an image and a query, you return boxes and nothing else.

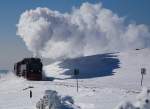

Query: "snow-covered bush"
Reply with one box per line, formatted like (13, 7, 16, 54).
(115, 88, 150, 109)
(136, 88, 150, 109)
(36, 90, 80, 109)
(115, 101, 135, 109)
(36, 90, 61, 109)
(45, 90, 61, 109)
(61, 96, 81, 109)
(61, 96, 74, 104)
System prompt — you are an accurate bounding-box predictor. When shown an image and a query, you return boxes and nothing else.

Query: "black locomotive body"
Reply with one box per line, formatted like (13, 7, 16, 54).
(14, 58, 43, 80)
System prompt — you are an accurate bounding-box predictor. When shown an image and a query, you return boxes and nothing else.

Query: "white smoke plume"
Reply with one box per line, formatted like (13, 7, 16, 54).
(17, 2, 150, 59)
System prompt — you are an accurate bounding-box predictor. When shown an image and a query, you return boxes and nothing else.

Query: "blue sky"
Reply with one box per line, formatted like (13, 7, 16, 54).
(0, 0, 150, 69)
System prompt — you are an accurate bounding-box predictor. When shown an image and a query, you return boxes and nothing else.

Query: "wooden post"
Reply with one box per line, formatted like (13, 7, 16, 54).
(74, 69, 79, 92)
(76, 75, 78, 92)
(141, 68, 146, 87)
(141, 74, 144, 87)
(30, 90, 32, 98)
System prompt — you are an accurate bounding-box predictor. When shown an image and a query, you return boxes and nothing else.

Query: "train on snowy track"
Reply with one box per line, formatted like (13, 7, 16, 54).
(14, 58, 43, 80)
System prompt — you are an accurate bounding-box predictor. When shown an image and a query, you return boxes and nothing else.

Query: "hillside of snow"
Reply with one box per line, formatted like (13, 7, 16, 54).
(44, 48, 150, 90)
(0, 48, 150, 109)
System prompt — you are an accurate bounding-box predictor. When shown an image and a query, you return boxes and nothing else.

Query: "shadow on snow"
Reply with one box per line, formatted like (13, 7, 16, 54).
(58, 53, 120, 79)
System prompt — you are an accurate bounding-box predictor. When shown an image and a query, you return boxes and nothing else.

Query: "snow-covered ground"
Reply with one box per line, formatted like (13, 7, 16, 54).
(0, 48, 150, 109)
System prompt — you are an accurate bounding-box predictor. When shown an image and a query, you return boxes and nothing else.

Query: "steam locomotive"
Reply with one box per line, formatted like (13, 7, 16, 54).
(14, 58, 43, 80)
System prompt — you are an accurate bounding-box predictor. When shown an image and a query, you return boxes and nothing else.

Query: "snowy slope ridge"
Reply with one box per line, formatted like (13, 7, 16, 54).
(0, 48, 150, 109)
(44, 48, 150, 90)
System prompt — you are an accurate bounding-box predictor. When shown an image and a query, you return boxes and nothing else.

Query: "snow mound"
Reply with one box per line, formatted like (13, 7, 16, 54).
(115, 88, 150, 109)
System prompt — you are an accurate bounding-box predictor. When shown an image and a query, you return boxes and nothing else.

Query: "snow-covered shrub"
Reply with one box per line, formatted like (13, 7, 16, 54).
(61, 96, 74, 104)
(45, 90, 61, 109)
(61, 96, 80, 109)
(115, 88, 150, 109)
(135, 88, 150, 109)
(36, 90, 61, 109)
(115, 101, 135, 109)
(36, 90, 80, 109)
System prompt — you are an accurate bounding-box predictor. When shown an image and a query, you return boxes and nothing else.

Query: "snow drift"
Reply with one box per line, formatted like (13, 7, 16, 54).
(17, 2, 150, 59)
(115, 88, 150, 109)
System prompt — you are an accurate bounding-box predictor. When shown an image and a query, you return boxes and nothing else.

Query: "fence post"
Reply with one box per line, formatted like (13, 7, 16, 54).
(74, 69, 79, 92)
(141, 68, 146, 87)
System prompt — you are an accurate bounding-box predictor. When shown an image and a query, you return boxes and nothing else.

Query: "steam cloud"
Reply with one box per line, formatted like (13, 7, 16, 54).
(17, 2, 150, 59)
